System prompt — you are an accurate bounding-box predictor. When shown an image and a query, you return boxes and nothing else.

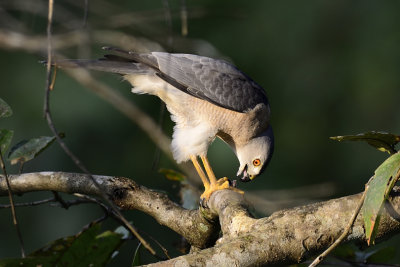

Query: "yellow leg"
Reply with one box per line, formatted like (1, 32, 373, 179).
(200, 155, 217, 185)
(190, 155, 209, 190)
(199, 155, 243, 204)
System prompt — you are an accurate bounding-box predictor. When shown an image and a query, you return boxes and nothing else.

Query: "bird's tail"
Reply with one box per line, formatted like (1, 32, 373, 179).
(45, 58, 151, 76)
(42, 47, 154, 75)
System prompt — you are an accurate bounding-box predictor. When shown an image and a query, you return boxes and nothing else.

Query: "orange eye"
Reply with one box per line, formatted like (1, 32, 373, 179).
(252, 159, 261, 166)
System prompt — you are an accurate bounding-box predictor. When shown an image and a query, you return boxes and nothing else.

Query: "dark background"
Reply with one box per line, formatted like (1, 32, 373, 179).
(0, 0, 399, 265)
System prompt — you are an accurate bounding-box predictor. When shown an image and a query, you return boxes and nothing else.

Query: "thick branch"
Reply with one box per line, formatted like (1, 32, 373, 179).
(1, 172, 400, 266)
(0, 172, 217, 248)
(151, 189, 400, 266)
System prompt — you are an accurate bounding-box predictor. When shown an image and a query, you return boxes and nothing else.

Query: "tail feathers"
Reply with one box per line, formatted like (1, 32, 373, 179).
(49, 59, 151, 75)
(102, 47, 159, 69)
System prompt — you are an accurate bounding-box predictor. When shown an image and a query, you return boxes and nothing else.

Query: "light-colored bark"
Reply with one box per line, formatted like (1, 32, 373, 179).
(0, 172, 216, 248)
(1, 172, 400, 266)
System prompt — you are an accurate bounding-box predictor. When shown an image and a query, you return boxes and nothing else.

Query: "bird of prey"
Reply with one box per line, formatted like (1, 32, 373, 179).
(55, 47, 274, 204)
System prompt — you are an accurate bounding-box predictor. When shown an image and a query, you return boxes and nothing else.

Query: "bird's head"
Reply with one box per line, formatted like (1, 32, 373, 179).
(236, 125, 274, 182)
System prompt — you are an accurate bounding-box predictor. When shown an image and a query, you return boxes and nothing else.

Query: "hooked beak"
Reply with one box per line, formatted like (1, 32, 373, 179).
(237, 164, 254, 183)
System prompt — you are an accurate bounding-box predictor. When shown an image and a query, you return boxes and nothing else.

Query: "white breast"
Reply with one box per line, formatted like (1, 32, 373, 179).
(124, 73, 218, 163)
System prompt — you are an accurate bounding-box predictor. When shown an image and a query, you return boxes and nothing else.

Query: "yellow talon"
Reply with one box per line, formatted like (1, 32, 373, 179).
(191, 155, 244, 207)
(200, 177, 244, 205)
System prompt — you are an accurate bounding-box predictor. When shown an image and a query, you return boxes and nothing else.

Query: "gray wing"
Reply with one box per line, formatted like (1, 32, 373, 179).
(151, 52, 269, 112)
(56, 47, 269, 113)
(101, 47, 269, 112)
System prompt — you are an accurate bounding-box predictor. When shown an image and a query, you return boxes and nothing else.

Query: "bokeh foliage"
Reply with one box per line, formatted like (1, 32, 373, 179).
(1, 0, 400, 265)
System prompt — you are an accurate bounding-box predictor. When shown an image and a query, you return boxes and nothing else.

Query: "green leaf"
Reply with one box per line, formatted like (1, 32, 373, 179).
(0, 129, 14, 155)
(362, 152, 400, 245)
(159, 168, 186, 182)
(0, 223, 125, 267)
(0, 98, 12, 118)
(8, 136, 56, 165)
(330, 131, 400, 154)
(58, 224, 125, 266)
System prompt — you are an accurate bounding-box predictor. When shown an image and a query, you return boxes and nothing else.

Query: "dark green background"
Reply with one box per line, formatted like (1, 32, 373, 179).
(1, 0, 399, 265)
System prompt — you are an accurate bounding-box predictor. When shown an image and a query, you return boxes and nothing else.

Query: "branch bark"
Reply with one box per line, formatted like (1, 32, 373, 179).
(152, 190, 400, 266)
(1, 172, 400, 266)
(0, 172, 217, 248)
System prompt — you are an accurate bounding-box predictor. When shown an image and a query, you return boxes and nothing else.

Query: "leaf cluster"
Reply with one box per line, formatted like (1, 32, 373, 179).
(0, 223, 126, 267)
(0, 98, 58, 170)
(331, 132, 400, 245)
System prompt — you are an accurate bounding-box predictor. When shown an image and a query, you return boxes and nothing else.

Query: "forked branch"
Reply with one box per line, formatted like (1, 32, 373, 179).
(1, 172, 400, 266)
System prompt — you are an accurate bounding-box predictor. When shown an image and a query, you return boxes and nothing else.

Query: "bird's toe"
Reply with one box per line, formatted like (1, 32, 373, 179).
(216, 177, 229, 186)
(199, 179, 244, 208)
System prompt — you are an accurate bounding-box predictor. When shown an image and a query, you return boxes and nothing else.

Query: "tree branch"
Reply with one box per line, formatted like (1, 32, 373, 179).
(1, 172, 400, 266)
(0, 172, 217, 248)
(152, 190, 400, 266)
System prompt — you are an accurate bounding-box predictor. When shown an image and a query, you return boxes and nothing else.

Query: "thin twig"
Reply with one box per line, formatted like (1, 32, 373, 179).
(139, 229, 171, 260)
(309, 181, 370, 267)
(108, 214, 169, 261)
(72, 193, 110, 213)
(43, 69, 156, 254)
(0, 194, 103, 209)
(0, 148, 25, 257)
(78, 213, 110, 236)
(0, 197, 55, 209)
(44, 0, 69, 219)
(43, 0, 155, 255)
(49, 66, 57, 91)
(90, 213, 108, 226)
(51, 191, 69, 209)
